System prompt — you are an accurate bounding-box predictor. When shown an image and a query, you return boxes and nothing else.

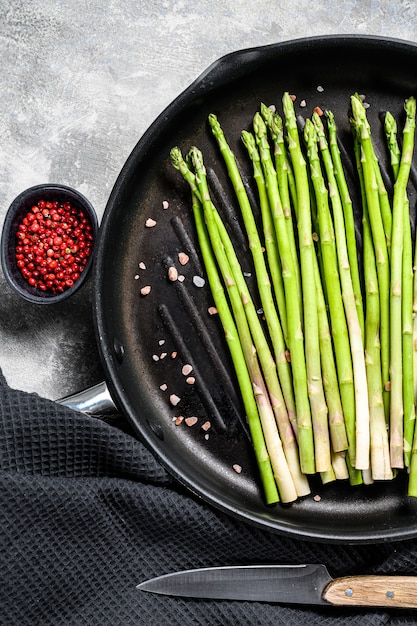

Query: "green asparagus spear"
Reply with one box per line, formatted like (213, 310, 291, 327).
(389, 97, 416, 468)
(240, 130, 302, 428)
(313, 246, 349, 454)
(240, 130, 288, 342)
(351, 94, 390, 420)
(385, 109, 415, 468)
(326, 110, 364, 339)
(260, 103, 301, 303)
(304, 118, 353, 458)
(363, 195, 393, 480)
(283, 94, 331, 473)
(314, 108, 370, 471)
(252, 109, 315, 474)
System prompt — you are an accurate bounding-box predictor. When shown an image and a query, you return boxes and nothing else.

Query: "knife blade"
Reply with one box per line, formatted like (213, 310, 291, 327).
(137, 564, 417, 608)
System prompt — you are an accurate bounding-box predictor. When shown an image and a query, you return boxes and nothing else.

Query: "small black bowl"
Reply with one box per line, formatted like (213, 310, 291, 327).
(1, 184, 98, 304)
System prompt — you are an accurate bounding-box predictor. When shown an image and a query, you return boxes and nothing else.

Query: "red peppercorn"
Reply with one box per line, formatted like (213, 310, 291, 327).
(15, 198, 94, 295)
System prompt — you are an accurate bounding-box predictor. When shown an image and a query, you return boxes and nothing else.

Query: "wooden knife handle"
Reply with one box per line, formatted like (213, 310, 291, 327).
(323, 575, 417, 608)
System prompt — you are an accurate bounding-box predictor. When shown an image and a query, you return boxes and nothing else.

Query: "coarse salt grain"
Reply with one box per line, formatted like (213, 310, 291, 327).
(160, 383, 167, 391)
(139, 261, 146, 270)
(134, 274, 139, 280)
(208, 306, 218, 315)
(170, 394, 181, 406)
(233, 464, 242, 474)
(175, 416, 184, 426)
(140, 285, 152, 296)
(182, 364, 193, 376)
(152, 354, 159, 362)
(159, 339, 165, 346)
(162, 200, 169, 209)
(316, 85, 324, 92)
(185, 416, 198, 427)
(178, 252, 189, 266)
(186, 377, 195, 385)
(168, 266, 178, 281)
(300, 99, 306, 107)
(193, 276, 205, 288)
(160, 352, 167, 359)
(145, 218, 157, 227)
(201, 421, 211, 431)
(171, 351, 178, 359)
(178, 275, 185, 282)
(313, 494, 321, 502)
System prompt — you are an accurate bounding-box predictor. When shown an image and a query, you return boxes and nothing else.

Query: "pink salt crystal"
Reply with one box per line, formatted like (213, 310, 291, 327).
(169, 394, 181, 406)
(182, 364, 193, 376)
(178, 252, 189, 266)
(168, 266, 178, 281)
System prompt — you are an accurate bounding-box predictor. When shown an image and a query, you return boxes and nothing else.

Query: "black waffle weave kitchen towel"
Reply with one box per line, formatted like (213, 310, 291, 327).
(1, 367, 417, 626)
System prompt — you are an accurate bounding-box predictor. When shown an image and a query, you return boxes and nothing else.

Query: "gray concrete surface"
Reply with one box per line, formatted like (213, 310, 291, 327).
(1, 0, 417, 401)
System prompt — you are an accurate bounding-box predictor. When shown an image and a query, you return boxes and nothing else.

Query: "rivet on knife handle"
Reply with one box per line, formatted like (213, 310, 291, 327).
(323, 575, 417, 608)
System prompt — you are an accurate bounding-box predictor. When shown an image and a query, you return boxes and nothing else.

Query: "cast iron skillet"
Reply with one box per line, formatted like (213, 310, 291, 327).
(93, 35, 417, 543)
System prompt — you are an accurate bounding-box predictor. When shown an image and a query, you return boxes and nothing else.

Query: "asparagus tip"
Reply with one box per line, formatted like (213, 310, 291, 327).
(325, 109, 335, 128)
(405, 95, 416, 119)
(253, 111, 267, 137)
(188, 146, 204, 172)
(350, 93, 367, 122)
(282, 92, 296, 124)
(384, 110, 397, 134)
(312, 109, 326, 138)
(303, 117, 317, 144)
(241, 129, 258, 157)
(170, 146, 185, 171)
(260, 101, 273, 118)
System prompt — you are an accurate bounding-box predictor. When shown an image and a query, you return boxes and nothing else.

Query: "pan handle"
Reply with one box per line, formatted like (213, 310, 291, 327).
(57, 380, 117, 416)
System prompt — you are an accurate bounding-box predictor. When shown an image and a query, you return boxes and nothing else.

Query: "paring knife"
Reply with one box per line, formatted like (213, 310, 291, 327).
(137, 564, 417, 608)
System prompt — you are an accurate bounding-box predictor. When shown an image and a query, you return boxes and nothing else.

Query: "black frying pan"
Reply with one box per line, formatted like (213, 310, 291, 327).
(93, 35, 417, 543)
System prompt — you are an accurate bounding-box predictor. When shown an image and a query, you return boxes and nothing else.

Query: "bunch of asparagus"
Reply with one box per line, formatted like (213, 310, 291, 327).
(170, 91, 417, 506)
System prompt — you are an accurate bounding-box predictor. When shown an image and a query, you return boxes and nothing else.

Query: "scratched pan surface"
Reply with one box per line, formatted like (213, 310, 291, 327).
(94, 35, 417, 543)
